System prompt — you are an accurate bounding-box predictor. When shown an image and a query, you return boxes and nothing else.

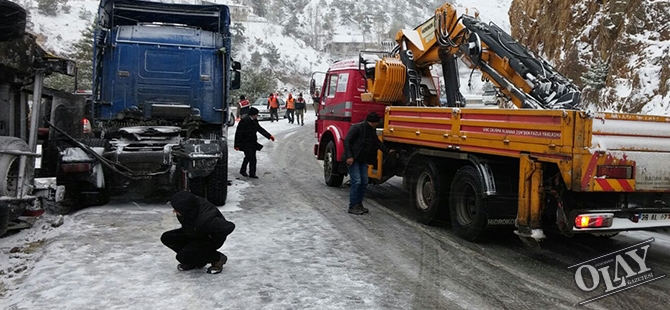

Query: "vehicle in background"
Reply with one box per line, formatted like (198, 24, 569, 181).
(252, 97, 287, 121)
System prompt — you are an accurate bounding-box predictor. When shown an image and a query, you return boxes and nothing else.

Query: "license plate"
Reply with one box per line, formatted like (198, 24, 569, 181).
(639, 213, 670, 221)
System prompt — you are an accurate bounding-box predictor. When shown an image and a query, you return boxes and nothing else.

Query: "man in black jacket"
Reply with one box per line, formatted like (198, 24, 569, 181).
(161, 191, 236, 274)
(343, 112, 393, 215)
(234, 107, 275, 178)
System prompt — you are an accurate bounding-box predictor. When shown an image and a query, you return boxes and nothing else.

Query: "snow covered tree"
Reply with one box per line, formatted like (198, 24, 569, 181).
(282, 11, 299, 36)
(231, 22, 246, 58)
(231, 63, 278, 102)
(69, 23, 95, 90)
(580, 57, 609, 90)
(250, 51, 263, 66)
(37, 0, 59, 16)
(45, 23, 94, 91)
(251, 0, 266, 17)
(78, 7, 92, 20)
(262, 43, 281, 64)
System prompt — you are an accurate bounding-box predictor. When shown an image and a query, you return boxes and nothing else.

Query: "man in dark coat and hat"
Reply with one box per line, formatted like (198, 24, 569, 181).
(161, 191, 236, 274)
(234, 107, 275, 178)
(343, 112, 394, 215)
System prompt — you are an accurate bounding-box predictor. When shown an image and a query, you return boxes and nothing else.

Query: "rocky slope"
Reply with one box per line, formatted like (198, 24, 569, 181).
(510, 0, 670, 115)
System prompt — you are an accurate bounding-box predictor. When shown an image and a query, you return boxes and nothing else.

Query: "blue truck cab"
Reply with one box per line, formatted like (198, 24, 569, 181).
(58, 0, 240, 207)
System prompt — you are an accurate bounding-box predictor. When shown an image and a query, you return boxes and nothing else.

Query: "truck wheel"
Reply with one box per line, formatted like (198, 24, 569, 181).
(189, 177, 206, 198)
(0, 138, 31, 226)
(206, 148, 228, 206)
(0, 0, 26, 42)
(449, 166, 488, 241)
(324, 141, 344, 187)
(409, 158, 449, 224)
(0, 137, 31, 198)
(0, 202, 9, 236)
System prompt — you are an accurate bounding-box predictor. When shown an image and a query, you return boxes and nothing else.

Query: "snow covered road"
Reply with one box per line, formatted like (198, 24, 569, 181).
(2, 111, 670, 309)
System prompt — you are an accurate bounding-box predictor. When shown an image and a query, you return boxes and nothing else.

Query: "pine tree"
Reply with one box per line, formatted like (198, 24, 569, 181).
(37, 0, 58, 16)
(231, 69, 278, 102)
(580, 57, 609, 90)
(69, 24, 95, 90)
(262, 43, 281, 64)
(231, 22, 247, 57)
(251, 0, 266, 17)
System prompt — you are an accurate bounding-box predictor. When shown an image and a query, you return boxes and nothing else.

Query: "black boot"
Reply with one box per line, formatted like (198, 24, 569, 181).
(348, 205, 365, 215)
(177, 263, 206, 271)
(356, 203, 369, 214)
(207, 253, 228, 274)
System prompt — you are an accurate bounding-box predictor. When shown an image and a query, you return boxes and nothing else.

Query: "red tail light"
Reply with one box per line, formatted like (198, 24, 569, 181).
(82, 118, 92, 134)
(574, 213, 614, 228)
(61, 163, 91, 173)
(596, 165, 633, 179)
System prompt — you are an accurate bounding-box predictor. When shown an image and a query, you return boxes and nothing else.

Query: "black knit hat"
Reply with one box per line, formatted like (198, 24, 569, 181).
(249, 107, 259, 116)
(366, 112, 381, 122)
(170, 191, 198, 215)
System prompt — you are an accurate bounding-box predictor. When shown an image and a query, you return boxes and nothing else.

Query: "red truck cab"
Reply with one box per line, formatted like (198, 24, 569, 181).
(311, 59, 387, 187)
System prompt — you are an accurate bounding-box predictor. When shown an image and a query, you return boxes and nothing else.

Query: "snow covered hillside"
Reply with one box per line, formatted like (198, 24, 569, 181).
(12, 0, 514, 96)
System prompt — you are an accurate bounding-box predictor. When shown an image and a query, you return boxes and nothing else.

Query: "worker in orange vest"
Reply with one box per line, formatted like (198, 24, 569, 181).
(286, 93, 295, 124)
(266, 93, 279, 122)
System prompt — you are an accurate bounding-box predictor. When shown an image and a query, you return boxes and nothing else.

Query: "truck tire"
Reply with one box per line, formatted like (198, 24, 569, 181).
(0, 202, 9, 236)
(189, 177, 206, 198)
(324, 141, 344, 187)
(0, 0, 26, 42)
(0, 137, 31, 198)
(449, 166, 488, 241)
(409, 158, 449, 224)
(0, 137, 31, 230)
(206, 147, 228, 206)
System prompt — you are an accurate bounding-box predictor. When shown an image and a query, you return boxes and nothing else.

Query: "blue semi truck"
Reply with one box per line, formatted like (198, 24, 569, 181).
(57, 0, 240, 208)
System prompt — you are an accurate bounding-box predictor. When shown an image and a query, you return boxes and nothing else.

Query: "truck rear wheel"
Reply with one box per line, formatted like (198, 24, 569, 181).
(449, 166, 488, 241)
(324, 141, 344, 187)
(409, 158, 449, 224)
(0, 0, 26, 41)
(0, 137, 31, 228)
(206, 147, 228, 206)
(188, 177, 206, 198)
(0, 202, 9, 236)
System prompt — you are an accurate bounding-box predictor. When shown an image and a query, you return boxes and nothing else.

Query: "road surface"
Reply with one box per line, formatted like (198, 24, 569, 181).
(1, 110, 669, 310)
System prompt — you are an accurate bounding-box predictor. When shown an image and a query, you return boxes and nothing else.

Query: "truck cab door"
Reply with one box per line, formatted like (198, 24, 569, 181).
(316, 73, 339, 139)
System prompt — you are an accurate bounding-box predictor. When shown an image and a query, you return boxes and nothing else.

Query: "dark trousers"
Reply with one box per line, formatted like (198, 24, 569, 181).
(347, 161, 369, 207)
(270, 108, 279, 121)
(161, 225, 234, 266)
(287, 109, 295, 123)
(241, 148, 258, 175)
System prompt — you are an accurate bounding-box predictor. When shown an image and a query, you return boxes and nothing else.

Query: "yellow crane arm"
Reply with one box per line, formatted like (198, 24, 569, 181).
(362, 2, 582, 110)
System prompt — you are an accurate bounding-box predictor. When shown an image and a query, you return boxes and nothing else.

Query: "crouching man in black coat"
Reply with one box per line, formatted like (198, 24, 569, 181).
(161, 191, 236, 274)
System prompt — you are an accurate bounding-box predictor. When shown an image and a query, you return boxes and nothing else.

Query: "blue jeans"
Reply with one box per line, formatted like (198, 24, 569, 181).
(347, 161, 369, 207)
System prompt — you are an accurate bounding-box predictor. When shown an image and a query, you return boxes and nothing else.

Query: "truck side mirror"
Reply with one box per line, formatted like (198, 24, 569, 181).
(309, 79, 316, 97)
(231, 71, 241, 90)
(231, 61, 241, 90)
(232, 61, 241, 71)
